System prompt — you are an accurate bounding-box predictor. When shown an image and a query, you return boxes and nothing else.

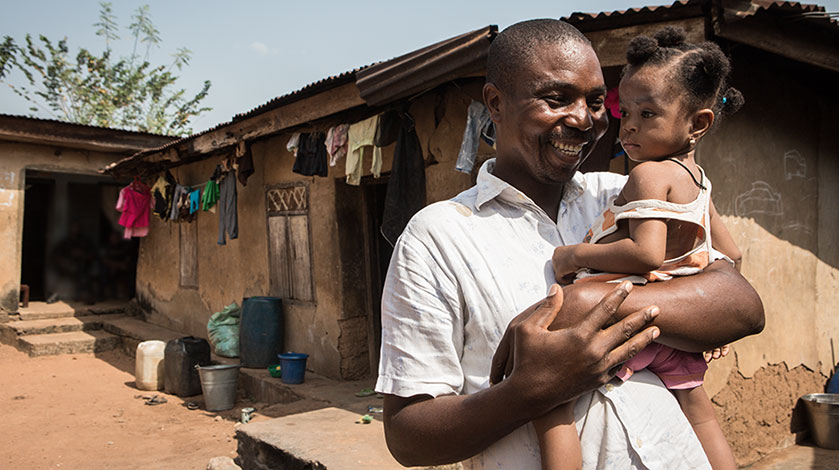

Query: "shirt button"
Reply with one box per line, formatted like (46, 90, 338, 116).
(605, 383, 614, 392)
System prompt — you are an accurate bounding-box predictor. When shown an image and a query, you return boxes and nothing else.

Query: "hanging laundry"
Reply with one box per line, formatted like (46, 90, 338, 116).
(169, 184, 188, 221)
(235, 141, 255, 186)
(374, 109, 402, 147)
(189, 189, 201, 214)
(218, 169, 238, 245)
(325, 124, 349, 167)
(292, 132, 329, 177)
(150, 171, 176, 220)
(286, 133, 301, 157)
(116, 179, 152, 239)
(346, 115, 382, 186)
(178, 189, 195, 222)
(201, 179, 220, 212)
(456, 100, 495, 174)
(381, 113, 426, 246)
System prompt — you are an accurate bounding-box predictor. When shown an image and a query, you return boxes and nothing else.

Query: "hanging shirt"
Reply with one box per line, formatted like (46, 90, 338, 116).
(189, 189, 201, 214)
(149, 171, 176, 220)
(116, 185, 151, 239)
(201, 179, 220, 212)
(346, 115, 382, 186)
(286, 133, 301, 157)
(169, 184, 188, 221)
(325, 124, 349, 167)
(456, 100, 495, 174)
(292, 132, 329, 177)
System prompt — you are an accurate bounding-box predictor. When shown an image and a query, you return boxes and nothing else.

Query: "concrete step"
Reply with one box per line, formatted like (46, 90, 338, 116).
(18, 330, 121, 357)
(100, 316, 184, 355)
(17, 300, 129, 321)
(0, 314, 124, 347)
(236, 407, 402, 470)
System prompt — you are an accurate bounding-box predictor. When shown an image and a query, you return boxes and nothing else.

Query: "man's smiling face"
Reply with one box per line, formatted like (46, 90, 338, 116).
(488, 40, 609, 188)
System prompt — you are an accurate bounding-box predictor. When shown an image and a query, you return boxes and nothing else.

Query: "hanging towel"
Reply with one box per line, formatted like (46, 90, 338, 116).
(381, 113, 426, 246)
(218, 170, 238, 245)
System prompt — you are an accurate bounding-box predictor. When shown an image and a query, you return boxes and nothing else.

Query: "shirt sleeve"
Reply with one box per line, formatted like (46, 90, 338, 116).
(375, 231, 465, 399)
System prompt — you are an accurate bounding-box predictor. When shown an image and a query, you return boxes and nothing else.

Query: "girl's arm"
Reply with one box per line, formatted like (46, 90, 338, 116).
(553, 162, 669, 279)
(708, 199, 742, 271)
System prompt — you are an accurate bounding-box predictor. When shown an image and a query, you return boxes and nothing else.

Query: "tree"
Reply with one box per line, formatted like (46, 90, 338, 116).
(0, 3, 211, 136)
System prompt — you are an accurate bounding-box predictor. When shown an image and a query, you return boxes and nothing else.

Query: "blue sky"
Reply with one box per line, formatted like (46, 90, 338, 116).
(2, 1, 838, 134)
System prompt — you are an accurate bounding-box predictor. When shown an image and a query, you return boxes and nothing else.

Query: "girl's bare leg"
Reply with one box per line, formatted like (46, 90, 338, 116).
(534, 400, 581, 470)
(674, 386, 736, 470)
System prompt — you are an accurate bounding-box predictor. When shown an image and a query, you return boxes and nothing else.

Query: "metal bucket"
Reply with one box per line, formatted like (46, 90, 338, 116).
(801, 393, 839, 449)
(196, 364, 240, 411)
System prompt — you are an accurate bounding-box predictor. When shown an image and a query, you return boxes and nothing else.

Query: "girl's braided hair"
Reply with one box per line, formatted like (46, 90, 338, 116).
(624, 26, 744, 128)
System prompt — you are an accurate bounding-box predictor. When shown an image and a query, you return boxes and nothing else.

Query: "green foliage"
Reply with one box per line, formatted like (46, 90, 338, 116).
(0, 2, 211, 136)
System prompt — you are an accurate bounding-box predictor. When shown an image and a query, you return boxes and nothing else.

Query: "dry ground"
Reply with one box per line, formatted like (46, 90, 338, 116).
(0, 342, 243, 469)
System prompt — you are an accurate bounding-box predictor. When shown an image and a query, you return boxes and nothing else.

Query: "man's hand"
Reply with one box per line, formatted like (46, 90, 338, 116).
(552, 245, 580, 282)
(490, 281, 660, 407)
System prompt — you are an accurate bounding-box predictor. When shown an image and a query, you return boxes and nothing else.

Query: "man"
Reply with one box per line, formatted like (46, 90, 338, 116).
(375, 19, 763, 469)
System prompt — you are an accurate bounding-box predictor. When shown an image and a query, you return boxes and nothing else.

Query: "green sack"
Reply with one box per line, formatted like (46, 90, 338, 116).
(207, 302, 240, 358)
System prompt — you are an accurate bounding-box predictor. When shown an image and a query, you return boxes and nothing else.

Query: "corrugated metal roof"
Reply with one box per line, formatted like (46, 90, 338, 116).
(563, 0, 835, 31)
(356, 26, 497, 106)
(0, 113, 172, 138)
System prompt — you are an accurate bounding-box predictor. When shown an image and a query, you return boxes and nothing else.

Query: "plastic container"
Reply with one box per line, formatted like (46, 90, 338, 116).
(135, 340, 166, 391)
(196, 363, 240, 411)
(267, 364, 282, 378)
(164, 337, 211, 397)
(240, 296, 284, 368)
(278, 352, 308, 384)
(801, 393, 839, 449)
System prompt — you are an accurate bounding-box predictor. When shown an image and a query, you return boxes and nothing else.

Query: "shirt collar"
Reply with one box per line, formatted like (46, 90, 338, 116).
(474, 158, 589, 211)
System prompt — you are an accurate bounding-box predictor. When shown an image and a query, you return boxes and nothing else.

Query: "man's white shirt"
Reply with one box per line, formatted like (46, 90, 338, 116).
(376, 159, 711, 469)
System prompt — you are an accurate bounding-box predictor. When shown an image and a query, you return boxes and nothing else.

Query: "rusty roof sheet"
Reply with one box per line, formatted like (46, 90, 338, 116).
(356, 26, 497, 106)
(563, 0, 835, 30)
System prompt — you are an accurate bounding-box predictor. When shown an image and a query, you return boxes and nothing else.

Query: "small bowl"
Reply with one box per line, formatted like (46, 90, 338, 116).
(267, 364, 282, 378)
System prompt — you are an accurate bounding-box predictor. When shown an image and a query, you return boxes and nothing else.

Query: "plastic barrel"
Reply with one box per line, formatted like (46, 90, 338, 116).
(239, 297, 284, 368)
(164, 337, 211, 397)
(196, 364, 240, 411)
(278, 352, 308, 384)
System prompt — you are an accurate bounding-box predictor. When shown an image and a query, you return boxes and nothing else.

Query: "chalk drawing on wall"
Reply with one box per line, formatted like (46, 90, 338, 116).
(0, 190, 15, 207)
(784, 150, 806, 180)
(784, 222, 813, 235)
(0, 171, 17, 207)
(0, 171, 16, 188)
(735, 181, 782, 218)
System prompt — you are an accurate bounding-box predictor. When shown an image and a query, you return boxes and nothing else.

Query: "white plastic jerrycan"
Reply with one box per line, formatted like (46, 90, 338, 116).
(135, 340, 166, 391)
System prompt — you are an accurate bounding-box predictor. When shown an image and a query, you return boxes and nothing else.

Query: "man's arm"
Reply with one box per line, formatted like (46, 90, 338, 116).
(383, 283, 661, 466)
(560, 260, 764, 352)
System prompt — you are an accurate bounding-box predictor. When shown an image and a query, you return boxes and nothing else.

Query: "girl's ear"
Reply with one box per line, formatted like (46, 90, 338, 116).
(483, 83, 503, 123)
(691, 108, 715, 140)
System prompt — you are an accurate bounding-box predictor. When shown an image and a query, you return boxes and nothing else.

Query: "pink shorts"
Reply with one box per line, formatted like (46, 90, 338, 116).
(615, 343, 707, 389)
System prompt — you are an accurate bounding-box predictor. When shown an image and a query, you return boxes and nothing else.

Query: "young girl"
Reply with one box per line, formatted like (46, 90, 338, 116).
(536, 27, 745, 470)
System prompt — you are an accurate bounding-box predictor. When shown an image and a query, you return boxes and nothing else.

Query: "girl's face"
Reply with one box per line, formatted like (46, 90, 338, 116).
(618, 65, 694, 162)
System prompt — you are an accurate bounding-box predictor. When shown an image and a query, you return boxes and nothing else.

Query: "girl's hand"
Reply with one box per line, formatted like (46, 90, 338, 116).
(552, 245, 580, 282)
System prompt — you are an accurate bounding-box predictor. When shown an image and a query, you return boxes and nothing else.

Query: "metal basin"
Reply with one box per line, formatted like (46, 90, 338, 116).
(801, 393, 839, 449)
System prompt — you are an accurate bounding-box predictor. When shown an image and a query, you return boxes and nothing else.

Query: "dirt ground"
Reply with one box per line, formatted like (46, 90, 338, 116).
(0, 342, 247, 470)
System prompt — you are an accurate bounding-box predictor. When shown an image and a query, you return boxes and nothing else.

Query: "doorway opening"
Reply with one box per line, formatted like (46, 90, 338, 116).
(20, 170, 139, 304)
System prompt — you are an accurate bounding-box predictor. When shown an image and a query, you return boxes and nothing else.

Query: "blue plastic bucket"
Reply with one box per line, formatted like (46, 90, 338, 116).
(278, 353, 308, 384)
